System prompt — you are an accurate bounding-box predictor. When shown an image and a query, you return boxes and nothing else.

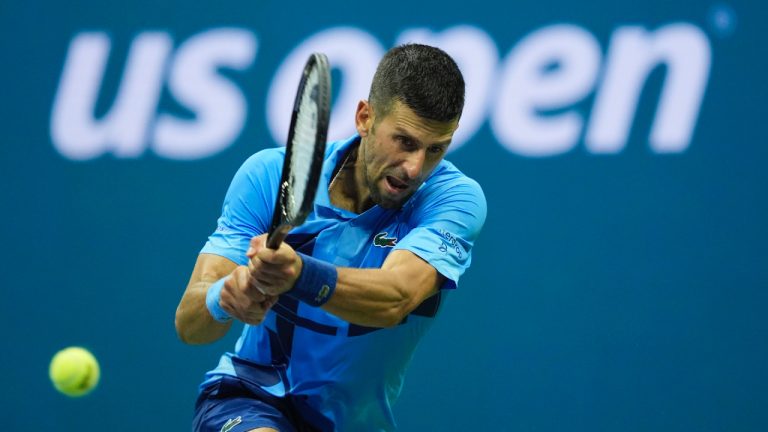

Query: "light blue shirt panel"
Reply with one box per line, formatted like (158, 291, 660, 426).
(285, 314, 436, 431)
(200, 147, 284, 265)
(393, 165, 487, 288)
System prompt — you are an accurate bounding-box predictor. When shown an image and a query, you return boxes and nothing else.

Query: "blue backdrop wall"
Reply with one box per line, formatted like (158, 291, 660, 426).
(2, 0, 767, 430)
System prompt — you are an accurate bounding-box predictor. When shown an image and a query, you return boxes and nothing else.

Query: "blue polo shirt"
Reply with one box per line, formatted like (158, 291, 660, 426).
(199, 135, 486, 431)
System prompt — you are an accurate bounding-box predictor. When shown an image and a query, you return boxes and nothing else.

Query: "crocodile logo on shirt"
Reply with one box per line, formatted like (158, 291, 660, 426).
(221, 416, 242, 432)
(373, 232, 397, 247)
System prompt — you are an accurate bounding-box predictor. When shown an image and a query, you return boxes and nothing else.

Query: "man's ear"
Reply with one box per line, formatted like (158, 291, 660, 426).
(355, 100, 374, 136)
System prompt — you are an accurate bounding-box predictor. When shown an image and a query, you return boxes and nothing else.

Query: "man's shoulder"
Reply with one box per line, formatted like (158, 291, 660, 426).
(395, 159, 485, 224)
(421, 159, 484, 198)
(241, 135, 352, 174)
(234, 147, 287, 185)
(242, 146, 286, 169)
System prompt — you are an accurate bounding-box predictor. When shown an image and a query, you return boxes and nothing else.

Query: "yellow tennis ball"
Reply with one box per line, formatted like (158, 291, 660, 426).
(49, 346, 100, 397)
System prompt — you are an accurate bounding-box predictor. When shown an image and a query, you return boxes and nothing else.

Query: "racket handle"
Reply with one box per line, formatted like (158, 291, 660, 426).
(266, 225, 292, 249)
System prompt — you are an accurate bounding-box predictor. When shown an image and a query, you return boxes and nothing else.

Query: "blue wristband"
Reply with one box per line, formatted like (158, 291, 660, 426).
(205, 278, 232, 322)
(289, 252, 337, 306)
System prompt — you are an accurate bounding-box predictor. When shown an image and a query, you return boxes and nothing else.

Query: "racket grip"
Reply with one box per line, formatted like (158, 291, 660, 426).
(267, 225, 292, 249)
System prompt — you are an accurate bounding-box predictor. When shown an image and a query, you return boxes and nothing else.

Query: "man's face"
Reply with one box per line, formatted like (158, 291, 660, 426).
(356, 100, 459, 209)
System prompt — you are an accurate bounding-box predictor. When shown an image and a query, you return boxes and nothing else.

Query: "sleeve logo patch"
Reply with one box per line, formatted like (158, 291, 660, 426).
(373, 232, 397, 247)
(438, 229, 463, 259)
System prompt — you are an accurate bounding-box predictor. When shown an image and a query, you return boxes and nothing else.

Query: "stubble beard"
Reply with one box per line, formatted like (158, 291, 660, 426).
(360, 136, 403, 210)
(366, 168, 415, 210)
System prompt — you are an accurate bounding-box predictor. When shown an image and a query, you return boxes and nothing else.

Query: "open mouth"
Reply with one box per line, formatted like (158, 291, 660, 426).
(385, 176, 409, 192)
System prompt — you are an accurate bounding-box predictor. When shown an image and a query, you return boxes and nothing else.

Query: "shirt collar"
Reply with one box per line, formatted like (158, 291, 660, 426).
(314, 134, 361, 219)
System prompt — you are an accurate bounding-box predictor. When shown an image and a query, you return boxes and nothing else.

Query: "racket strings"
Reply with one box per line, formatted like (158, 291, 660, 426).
(287, 67, 324, 217)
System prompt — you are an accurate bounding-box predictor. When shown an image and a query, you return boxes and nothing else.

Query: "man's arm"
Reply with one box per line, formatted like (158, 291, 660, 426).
(248, 235, 444, 328)
(175, 254, 236, 344)
(324, 250, 444, 327)
(175, 253, 277, 344)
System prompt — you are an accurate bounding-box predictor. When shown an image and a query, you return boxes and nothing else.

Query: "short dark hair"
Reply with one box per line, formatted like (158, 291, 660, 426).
(368, 44, 465, 123)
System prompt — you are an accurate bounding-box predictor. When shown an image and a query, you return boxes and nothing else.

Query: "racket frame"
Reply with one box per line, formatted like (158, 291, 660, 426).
(266, 53, 331, 249)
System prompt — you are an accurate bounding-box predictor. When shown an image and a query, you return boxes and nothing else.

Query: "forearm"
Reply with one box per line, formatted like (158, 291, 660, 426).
(176, 254, 238, 344)
(175, 279, 233, 344)
(319, 268, 409, 327)
(320, 257, 441, 328)
(247, 245, 441, 328)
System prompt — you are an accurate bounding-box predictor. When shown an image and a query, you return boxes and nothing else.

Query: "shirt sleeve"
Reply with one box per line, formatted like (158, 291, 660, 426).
(200, 149, 284, 265)
(393, 175, 487, 289)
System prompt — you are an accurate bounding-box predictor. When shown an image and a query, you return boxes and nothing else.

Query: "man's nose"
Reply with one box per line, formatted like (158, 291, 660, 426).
(402, 150, 426, 180)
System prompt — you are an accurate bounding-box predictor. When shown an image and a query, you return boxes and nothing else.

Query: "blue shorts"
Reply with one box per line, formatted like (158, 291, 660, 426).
(192, 357, 333, 432)
(193, 375, 298, 432)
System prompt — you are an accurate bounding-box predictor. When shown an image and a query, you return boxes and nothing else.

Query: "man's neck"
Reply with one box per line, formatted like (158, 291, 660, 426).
(329, 144, 373, 214)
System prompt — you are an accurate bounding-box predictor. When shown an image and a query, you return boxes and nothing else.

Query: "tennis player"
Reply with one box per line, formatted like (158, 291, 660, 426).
(175, 43, 487, 432)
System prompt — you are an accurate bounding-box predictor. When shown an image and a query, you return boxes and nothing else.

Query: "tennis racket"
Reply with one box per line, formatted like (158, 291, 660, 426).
(266, 53, 332, 250)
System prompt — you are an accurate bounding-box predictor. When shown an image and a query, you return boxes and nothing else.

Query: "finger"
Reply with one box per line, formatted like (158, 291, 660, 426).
(241, 267, 263, 304)
(255, 247, 278, 264)
(233, 266, 250, 295)
(247, 254, 260, 274)
(218, 280, 233, 315)
(258, 294, 278, 311)
(249, 253, 297, 285)
(247, 234, 267, 258)
(255, 262, 294, 280)
(247, 256, 271, 284)
(262, 295, 278, 309)
(219, 273, 242, 315)
(257, 241, 295, 265)
(246, 264, 270, 297)
(247, 279, 268, 301)
(253, 279, 279, 296)
(247, 277, 267, 297)
(247, 258, 267, 290)
(249, 253, 294, 278)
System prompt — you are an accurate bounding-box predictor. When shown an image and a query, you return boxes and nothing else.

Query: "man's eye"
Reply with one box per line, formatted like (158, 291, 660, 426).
(398, 136, 415, 149)
(428, 146, 446, 154)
